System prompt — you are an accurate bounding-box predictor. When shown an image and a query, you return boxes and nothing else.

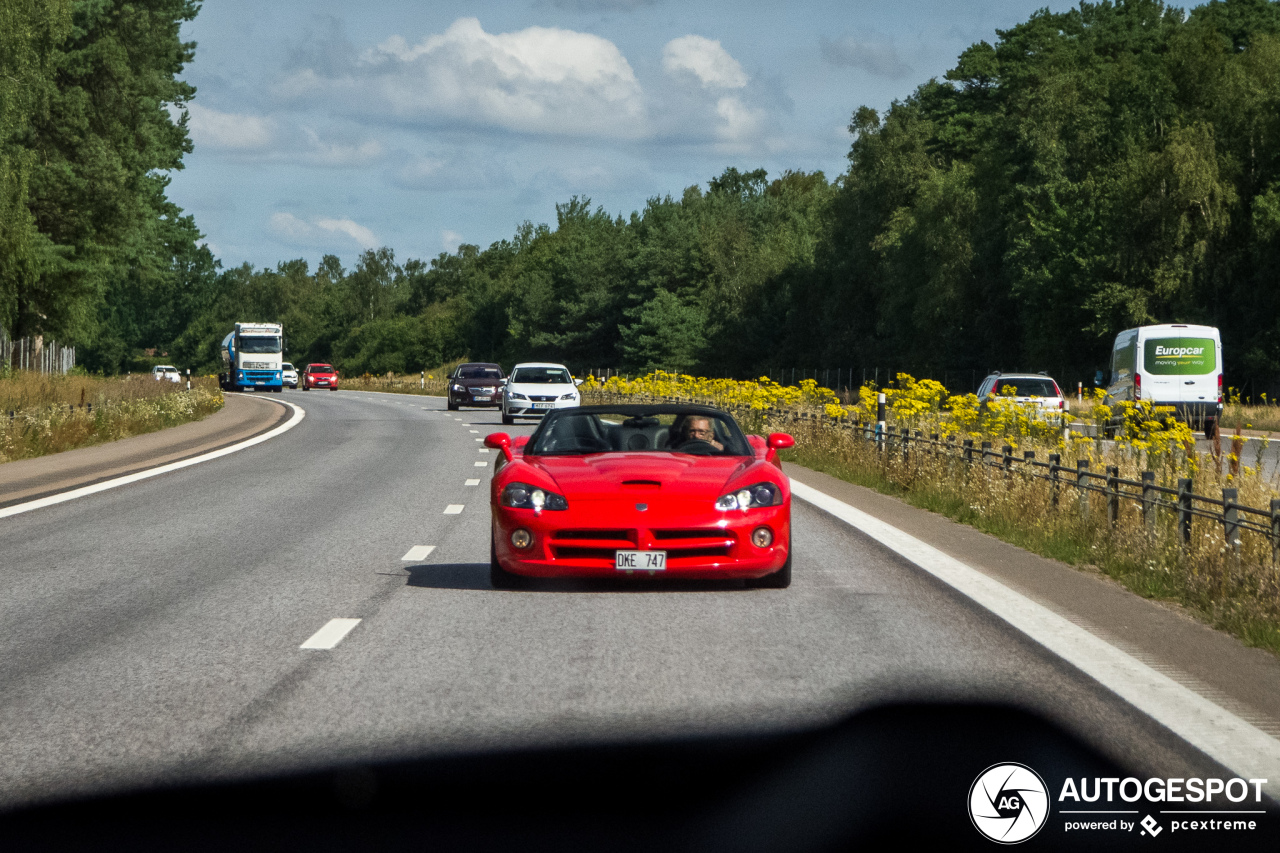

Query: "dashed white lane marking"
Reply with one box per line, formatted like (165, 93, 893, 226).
(462, 423, 471, 426)
(474, 438, 483, 442)
(465, 478, 481, 486)
(443, 504, 464, 514)
(300, 618, 361, 650)
(790, 480, 1280, 793)
(401, 545, 436, 561)
(469, 430, 479, 433)
(421, 407, 429, 410)
(474, 461, 488, 467)
(478, 449, 490, 454)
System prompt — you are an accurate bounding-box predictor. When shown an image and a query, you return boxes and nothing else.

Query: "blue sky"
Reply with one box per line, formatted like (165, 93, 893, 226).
(171, 0, 1077, 269)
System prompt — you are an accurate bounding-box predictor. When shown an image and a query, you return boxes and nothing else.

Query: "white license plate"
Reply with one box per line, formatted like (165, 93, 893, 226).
(474, 395, 491, 401)
(615, 550, 666, 571)
(255, 381, 264, 385)
(533, 402, 554, 409)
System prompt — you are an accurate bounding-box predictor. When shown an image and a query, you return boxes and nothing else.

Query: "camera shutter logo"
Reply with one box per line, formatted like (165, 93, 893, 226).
(969, 763, 1049, 844)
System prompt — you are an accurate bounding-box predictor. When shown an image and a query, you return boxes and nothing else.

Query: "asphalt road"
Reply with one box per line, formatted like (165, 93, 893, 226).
(0, 390, 1250, 810)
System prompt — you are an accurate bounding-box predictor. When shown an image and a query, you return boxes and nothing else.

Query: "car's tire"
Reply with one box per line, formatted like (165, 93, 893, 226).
(745, 539, 792, 589)
(490, 535, 528, 590)
(447, 399, 458, 411)
(502, 411, 515, 425)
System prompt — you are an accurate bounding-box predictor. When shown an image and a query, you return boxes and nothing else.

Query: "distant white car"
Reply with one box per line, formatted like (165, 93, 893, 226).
(501, 362, 582, 425)
(152, 365, 181, 383)
(977, 372, 1069, 413)
(282, 362, 298, 389)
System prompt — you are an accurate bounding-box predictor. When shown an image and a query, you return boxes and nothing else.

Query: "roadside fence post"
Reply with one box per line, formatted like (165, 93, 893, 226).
(1049, 453, 1061, 507)
(885, 425, 895, 462)
(876, 392, 886, 448)
(1141, 472, 1155, 533)
(1177, 479, 1193, 545)
(963, 439, 974, 466)
(981, 442, 993, 476)
(1077, 460, 1091, 521)
(1270, 498, 1280, 564)
(1002, 445, 1013, 482)
(1223, 488, 1241, 552)
(902, 429, 910, 466)
(1106, 466, 1120, 526)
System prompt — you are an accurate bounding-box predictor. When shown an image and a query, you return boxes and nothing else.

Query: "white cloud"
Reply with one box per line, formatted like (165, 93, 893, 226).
(300, 128, 384, 167)
(662, 35, 748, 89)
(277, 17, 647, 139)
(820, 35, 912, 80)
(187, 103, 275, 150)
(441, 230, 464, 253)
(714, 96, 766, 144)
(269, 212, 379, 250)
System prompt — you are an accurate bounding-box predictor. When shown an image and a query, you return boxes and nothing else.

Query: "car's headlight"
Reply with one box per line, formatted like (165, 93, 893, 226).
(501, 482, 568, 511)
(509, 392, 528, 401)
(559, 392, 577, 400)
(452, 384, 465, 392)
(715, 482, 782, 511)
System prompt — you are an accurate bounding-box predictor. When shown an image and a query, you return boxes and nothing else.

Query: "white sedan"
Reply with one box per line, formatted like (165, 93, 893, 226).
(501, 362, 582, 424)
(152, 365, 181, 383)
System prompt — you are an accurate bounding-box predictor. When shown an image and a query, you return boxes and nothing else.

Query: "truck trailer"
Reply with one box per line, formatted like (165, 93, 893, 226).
(220, 323, 284, 392)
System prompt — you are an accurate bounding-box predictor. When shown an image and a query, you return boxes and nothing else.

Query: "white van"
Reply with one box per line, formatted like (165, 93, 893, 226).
(1105, 324, 1222, 436)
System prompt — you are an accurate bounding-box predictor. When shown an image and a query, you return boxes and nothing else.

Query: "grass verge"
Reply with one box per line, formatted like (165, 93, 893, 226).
(0, 372, 223, 463)
(778, 425, 1280, 659)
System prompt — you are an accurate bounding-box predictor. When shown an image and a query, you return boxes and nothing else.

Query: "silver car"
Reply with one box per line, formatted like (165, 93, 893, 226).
(282, 362, 299, 389)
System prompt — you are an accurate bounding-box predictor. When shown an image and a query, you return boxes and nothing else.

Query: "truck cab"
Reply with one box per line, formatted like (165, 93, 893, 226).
(220, 323, 284, 392)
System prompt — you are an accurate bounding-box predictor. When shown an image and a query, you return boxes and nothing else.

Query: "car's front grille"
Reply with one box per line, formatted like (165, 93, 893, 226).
(530, 395, 556, 402)
(548, 528, 733, 561)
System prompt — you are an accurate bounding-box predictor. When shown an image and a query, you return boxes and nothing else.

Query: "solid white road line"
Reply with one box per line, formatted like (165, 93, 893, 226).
(465, 479, 480, 486)
(300, 618, 361, 650)
(474, 461, 488, 467)
(790, 480, 1280, 792)
(0, 399, 306, 521)
(401, 545, 436, 561)
(443, 504, 464, 514)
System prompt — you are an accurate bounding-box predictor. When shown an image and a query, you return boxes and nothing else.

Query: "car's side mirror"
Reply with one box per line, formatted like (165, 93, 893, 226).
(767, 433, 795, 450)
(574, 378, 583, 387)
(484, 432, 514, 462)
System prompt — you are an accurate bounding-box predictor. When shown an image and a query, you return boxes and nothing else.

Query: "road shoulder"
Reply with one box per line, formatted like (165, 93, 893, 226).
(783, 461, 1280, 738)
(0, 393, 290, 510)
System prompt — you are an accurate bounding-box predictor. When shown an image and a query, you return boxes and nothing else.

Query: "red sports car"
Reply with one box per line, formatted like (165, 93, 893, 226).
(484, 404, 794, 589)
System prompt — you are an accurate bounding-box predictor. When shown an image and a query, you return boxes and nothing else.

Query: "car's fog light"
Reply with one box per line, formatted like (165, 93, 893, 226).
(752, 527, 774, 548)
(511, 528, 533, 549)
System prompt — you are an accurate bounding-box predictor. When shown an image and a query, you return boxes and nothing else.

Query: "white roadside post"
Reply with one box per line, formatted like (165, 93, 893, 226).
(877, 392, 886, 449)
(186, 368, 191, 391)
(421, 370, 425, 390)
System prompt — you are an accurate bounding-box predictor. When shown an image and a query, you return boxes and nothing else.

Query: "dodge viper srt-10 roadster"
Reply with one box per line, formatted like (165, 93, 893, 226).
(484, 404, 794, 589)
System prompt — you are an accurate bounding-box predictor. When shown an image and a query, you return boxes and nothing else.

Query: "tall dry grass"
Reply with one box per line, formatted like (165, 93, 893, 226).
(770, 415, 1280, 656)
(0, 371, 224, 463)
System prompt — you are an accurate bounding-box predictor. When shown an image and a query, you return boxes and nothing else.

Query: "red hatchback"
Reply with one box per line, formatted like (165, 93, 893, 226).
(302, 364, 339, 391)
(485, 404, 794, 589)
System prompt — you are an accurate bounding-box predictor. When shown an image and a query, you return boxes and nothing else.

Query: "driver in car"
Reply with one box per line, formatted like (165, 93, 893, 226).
(675, 416, 724, 452)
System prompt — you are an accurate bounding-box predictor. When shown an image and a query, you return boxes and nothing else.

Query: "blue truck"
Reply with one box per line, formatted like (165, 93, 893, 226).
(219, 322, 284, 392)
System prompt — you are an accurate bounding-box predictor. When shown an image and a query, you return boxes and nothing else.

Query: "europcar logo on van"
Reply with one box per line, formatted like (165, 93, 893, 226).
(1145, 337, 1216, 375)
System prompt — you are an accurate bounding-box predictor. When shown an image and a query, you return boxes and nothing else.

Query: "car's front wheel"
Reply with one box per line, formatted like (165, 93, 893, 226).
(447, 399, 458, 411)
(745, 538, 791, 589)
(490, 535, 528, 590)
(502, 410, 515, 425)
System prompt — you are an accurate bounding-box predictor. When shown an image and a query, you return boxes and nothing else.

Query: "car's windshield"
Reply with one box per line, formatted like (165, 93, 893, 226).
(237, 335, 281, 354)
(309, 365, 334, 373)
(511, 367, 571, 384)
(526, 408, 751, 456)
(282, 364, 294, 371)
(993, 378, 1059, 397)
(459, 367, 503, 379)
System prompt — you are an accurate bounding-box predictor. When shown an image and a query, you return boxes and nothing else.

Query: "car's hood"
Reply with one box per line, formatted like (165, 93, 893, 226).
(508, 383, 575, 395)
(525, 453, 755, 499)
